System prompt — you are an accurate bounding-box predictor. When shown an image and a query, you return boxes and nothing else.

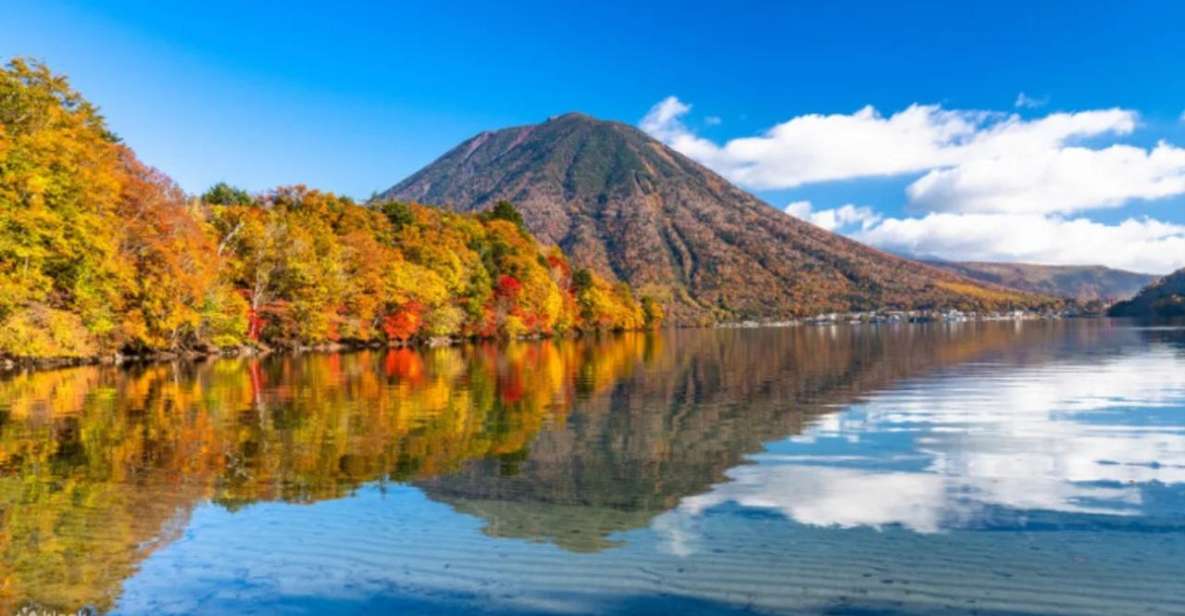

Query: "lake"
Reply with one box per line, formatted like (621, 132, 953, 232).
(1, 320, 1183, 615)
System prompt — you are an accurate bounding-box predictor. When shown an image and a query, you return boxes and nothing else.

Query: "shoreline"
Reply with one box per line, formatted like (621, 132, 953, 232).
(0, 330, 645, 374)
(0, 309, 1106, 374)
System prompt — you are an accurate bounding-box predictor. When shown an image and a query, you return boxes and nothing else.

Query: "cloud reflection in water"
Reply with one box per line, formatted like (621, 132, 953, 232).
(657, 342, 1185, 552)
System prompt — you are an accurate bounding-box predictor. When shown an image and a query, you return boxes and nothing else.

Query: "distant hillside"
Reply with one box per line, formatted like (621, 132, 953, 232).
(925, 261, 1156, 302)
(1109, 269, 1185, 318)
(379, 113, 1053, 323)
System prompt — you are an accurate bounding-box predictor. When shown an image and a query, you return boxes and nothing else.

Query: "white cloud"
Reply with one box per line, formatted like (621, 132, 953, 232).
(704, 115, 722, 126)
(640, 97, 1185, 216)
(908, 141, 1185, 214)
(641, 97, 1185, 273)
(854, 213, 1185, 274)
(783, 200, 813, 217)
(784, 200, 881, 232)
(1014, 92, 1048, 109)
(644, 99, 987, 188)
(639, 96, 692, 142)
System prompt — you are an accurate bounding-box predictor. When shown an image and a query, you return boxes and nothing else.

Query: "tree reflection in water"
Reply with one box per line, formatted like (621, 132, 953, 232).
(0, 322, 1111, 613)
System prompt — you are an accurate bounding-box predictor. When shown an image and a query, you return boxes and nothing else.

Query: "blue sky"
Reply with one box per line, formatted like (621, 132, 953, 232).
(5, 1, 1185, 272)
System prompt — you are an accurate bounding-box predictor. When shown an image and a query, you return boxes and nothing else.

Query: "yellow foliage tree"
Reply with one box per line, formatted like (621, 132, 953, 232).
(0, 59, 658, 360)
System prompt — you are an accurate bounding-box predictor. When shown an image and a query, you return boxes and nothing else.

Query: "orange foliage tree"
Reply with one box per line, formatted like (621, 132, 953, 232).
(0, 59, 659, 360)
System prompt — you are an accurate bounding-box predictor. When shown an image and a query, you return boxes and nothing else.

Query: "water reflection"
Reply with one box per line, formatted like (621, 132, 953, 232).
(421, 322, 1180, 544)
(0, 338, 650, 612)
(0, 321, 1182, 614)
(659, 330, 1185, 541)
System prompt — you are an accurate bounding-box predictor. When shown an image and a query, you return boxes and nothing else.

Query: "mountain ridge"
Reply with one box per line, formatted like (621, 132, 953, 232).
(1109, 269, 1185, 318)
(380, 113, 1054, 322)
(924, 260, 1156, 302)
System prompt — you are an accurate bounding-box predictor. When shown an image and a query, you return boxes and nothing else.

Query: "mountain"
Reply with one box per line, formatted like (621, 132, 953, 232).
(379, 113, 1050, 323)
(1108, 269, 1185, 318)
(924, 261, 1156, 302)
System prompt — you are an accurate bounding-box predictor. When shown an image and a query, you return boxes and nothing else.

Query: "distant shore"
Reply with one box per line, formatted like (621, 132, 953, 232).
(715, 307, 1089, 330)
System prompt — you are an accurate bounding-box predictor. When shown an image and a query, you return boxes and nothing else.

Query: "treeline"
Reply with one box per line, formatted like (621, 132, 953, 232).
(1108, 269, 1185, 318)
(0, 59, 660, 360)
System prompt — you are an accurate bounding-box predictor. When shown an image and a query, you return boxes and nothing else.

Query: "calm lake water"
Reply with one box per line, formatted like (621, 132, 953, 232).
(2, 320, 1183, 615)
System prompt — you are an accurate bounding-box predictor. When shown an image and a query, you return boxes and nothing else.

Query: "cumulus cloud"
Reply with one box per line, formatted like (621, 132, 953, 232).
(644, 98, 987, 188)
(854, 213, 1185, 274)
(784, 200, 881, 232)
(640, 96, 1185, 216)
(640, 97, 1185, 273)
(1014, 92, 1048, 109)
(908, 141, 1185, 214)
(783, 202, 1185, 274)
(639, 96, 692, 142)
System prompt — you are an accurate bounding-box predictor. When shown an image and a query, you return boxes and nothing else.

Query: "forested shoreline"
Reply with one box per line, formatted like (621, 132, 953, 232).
(0, 59, 661, 367)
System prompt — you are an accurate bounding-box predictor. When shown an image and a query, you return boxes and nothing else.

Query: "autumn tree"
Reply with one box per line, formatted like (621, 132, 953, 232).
(117, 150, 224, 350)
(0, 59, 657, 359)
(0, 58, 127, 355)
(202, 182, 253, 206)
(482, 200, 526, 231)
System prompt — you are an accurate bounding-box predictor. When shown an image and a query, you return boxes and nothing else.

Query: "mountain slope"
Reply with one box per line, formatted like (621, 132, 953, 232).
(1109, 269, 1185, 318)
(379, 113, 1051, 322)
(925, 261, 1156, 302)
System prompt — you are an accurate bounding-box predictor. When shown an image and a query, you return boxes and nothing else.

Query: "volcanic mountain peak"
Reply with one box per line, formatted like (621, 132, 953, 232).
(380, 113, 1050, 322)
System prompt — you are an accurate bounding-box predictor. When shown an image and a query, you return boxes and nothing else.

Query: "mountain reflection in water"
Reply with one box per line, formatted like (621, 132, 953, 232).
(1, 321, 1183, 614)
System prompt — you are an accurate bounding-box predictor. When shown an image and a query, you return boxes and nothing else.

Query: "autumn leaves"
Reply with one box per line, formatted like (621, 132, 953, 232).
(0, 60, 660, 360)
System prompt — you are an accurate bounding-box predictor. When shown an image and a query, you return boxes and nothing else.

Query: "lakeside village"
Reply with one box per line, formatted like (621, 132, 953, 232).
(718, 306, 1089, 329)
